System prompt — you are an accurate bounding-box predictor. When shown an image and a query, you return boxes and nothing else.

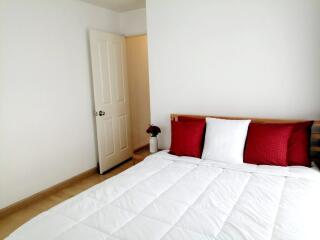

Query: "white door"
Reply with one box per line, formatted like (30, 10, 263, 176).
(89, 30, 132, 174)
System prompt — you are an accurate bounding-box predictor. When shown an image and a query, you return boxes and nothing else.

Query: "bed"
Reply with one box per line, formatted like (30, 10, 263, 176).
(6, 115, 320, 240)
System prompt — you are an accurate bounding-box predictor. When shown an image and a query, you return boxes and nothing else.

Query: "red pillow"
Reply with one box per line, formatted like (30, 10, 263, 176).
(244, 123, 294, 166)
(287, 121, 313, 167)
(169, 120, 206, 158)
(178, 116, 206, 123)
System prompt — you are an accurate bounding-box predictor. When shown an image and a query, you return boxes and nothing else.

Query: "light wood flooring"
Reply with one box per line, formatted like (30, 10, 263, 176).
(0, 148, 150, 239)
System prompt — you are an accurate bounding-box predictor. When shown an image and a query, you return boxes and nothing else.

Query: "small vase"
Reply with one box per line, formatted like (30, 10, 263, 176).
(149, 136, 158, 153)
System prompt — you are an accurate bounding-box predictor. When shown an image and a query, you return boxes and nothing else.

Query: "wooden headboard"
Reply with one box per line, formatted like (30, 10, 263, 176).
(171, 113, 320, 165)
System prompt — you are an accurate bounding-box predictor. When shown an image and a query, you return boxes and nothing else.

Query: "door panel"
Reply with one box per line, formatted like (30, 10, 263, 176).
(111, 41, 125, 103)
(102, 117, 115, 157)
(89, 30, 132, 174)
(118, 114, 128, 150)
(98, 43, 112, 105)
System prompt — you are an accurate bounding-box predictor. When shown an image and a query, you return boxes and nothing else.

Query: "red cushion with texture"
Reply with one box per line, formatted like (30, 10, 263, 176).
(178, 116, 206, 123)
(169, 120, 206, 158)
(287, 121, 313, 167)
(244, 123, 294, 166)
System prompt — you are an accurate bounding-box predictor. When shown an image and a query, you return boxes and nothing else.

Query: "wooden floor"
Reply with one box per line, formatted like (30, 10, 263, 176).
(0, 148, 150, 239)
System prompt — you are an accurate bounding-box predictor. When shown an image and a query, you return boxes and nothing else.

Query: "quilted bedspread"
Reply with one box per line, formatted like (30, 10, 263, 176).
(7, 151, 320, 240)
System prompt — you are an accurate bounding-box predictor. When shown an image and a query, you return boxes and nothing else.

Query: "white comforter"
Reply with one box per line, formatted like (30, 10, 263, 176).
(7, 151, 320, 240)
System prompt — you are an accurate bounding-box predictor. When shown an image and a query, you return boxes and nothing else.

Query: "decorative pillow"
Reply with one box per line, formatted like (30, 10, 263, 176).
(287, 121, 313, 167)
(202, 118, 251, 164)
(244, 123, 294, 166)
(169, 120, 206, 158)
(178, 116, 206, 123)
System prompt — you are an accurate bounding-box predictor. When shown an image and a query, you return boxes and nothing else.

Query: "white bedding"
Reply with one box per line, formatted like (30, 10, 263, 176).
(6, 151, 320, 240)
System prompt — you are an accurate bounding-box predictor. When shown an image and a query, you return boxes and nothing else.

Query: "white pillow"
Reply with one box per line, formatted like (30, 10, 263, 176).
(202, 118, 251, 164)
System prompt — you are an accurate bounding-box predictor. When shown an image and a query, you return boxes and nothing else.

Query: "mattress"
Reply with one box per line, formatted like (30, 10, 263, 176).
(6, 151, 320, 240)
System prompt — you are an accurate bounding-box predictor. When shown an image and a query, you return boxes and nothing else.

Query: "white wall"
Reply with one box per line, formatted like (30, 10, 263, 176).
(0, 0, 122, 208)
(146, 0, 320, 149)
(120, 8, 147, 36)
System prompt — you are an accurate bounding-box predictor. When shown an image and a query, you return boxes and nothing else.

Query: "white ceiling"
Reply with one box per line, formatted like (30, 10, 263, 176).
(81, 0, 145, 12)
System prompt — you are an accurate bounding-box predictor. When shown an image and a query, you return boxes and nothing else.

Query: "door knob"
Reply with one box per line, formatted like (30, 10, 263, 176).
(98, 111, 105, 116)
